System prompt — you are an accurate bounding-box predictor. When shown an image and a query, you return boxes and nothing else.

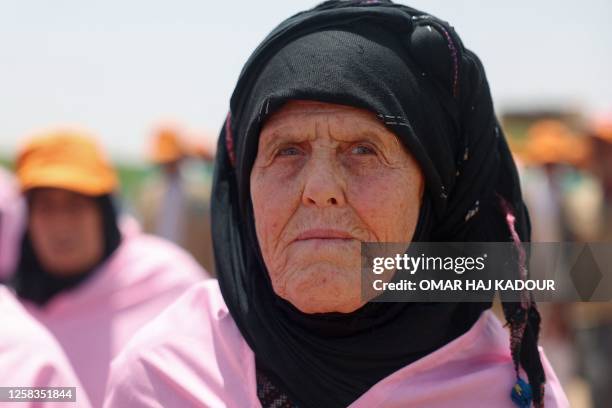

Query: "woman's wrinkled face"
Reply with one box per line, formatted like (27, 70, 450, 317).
(250, 100, 424, 314)
(28, 188, 104, 276)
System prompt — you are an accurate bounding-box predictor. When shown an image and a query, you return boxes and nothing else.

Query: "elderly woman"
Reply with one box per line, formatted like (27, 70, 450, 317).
(104, 1, 567, 407)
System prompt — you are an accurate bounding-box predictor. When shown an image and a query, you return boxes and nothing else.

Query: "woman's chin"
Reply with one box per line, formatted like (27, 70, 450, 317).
(283, 277, 364, 314)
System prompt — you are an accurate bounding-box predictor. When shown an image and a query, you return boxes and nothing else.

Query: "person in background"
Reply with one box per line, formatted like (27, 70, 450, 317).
(9, 128, 205, 407)
(518, 119, 598, 407)
(0, 167, 24, 281)
(139, 122, 216, 275)
(519, 119, 592, 243)
(570, 113, 612, 408)
(1, 167, 91, 408)
(0, 285, 93, 408)
(587, 113, 612, 241)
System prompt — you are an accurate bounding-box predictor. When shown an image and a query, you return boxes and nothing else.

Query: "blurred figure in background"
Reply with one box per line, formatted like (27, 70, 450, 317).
(139, 122, 215, 275)
(587, 113, 612, 240)
(520, 119, 593, 243)
(518, 119, 595, 407)
(0, 167, 24, 281)
(570, 114, 612, 408)
(9, 128, 205, 407)
(0, 285, 92, 408)
(1, 167, 91, 407)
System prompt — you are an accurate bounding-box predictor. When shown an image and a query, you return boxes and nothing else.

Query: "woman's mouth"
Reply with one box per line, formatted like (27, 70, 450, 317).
(294, 229, 354, 241)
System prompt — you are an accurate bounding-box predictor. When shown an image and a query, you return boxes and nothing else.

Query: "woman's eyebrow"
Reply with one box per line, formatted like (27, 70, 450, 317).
(261, 125, 310, 143)
(258, 128, 307, 154)
(330, 124, 395, 146)
(261, 121, 396, 148)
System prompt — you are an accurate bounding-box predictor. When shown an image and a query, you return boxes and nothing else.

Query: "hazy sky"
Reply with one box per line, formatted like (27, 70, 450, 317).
(1, 0, 610, 162)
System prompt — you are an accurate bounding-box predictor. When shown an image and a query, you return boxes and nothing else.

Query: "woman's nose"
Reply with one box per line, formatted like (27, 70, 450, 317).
(301, 156, 347, 208)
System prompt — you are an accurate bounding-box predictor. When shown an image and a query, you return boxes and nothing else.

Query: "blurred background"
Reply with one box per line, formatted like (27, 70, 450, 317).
(1, 1, 611, 406)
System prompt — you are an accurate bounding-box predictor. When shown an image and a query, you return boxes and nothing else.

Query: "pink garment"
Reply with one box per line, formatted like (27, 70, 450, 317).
(117, 214, 142, 239)
(0, 168, 25, 280)
(0, 286, 92, 408)
(23, 233, 205, 408)
(104, 280, 568, 408)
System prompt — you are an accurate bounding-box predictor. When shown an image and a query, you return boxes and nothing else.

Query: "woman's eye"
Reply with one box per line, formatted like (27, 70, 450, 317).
(351, 144, 376, 155)
(277, 146, 302, 156)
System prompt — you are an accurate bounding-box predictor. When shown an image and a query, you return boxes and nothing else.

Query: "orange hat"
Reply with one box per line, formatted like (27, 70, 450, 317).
(16, 127, 118, 196)
(150, 124, 186, 164)
(522, 120, 589, 166)
(187, 132, 217, 162)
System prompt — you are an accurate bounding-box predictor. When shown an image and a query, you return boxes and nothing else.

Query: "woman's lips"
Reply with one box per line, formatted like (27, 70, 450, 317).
(294, 229, 354, 241)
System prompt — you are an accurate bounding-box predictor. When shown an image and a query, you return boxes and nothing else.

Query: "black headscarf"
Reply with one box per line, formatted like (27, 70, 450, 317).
(11, 194, 121, 306)
(212, 1, 545, 406)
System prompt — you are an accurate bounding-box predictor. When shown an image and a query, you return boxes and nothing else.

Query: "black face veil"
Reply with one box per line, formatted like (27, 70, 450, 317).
(211, 1, 545, 407)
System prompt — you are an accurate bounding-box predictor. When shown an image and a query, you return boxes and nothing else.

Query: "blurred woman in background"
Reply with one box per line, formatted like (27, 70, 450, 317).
(0, 167, 24, 281)
(1, 167, 91, 408)
(138, 123, 216, 274)
(10, 128, 205, 407)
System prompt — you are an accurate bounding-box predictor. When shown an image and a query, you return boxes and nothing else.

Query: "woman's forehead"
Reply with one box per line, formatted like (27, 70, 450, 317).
(29, 188, 91, 204)
(260, 100, 389, 138)
(268, 100, 375, 118)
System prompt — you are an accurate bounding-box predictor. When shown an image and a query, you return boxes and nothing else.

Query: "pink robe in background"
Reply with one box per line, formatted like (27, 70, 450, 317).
(0, 286, 92, 408)
(104, 280, 569, 408)
(22, 232, 206, 408)
(0, 167, 25, 280)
